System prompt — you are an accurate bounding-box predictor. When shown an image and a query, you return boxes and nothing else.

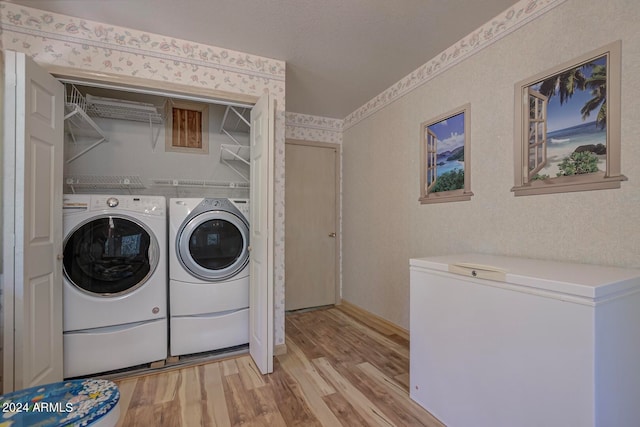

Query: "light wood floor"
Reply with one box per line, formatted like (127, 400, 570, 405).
(114, 306, 444, 426)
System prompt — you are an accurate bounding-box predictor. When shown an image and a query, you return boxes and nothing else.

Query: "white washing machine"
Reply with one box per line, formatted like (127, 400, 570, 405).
(62, 194, 167, 378)
(169, 198, 250, 356)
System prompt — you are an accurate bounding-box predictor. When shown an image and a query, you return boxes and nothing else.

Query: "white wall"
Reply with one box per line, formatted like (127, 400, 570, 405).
(342, 0, 640, 329)
(64, 101, 250, 200)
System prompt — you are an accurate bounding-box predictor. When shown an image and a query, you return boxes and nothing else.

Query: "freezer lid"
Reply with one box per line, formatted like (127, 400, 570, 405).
(410, 253, 640, 299)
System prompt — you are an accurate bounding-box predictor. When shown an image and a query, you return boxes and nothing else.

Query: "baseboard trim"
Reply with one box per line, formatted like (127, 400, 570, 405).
(274, 343, 288, 356)
(336, 300, 409, 341)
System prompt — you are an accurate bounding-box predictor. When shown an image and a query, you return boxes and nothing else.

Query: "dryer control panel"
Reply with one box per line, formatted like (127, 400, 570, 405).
(230, 199, 250, 220)
(198, 198, 249, 221)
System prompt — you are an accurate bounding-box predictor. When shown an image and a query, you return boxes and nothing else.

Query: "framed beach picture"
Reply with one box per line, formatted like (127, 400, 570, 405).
(511, 40, 626, 196)
(419, 103, 473, 204)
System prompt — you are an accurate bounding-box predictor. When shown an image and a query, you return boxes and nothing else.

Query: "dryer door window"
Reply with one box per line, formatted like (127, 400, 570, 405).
(178, 211, 249, 281)
(63, 215, 159, 296)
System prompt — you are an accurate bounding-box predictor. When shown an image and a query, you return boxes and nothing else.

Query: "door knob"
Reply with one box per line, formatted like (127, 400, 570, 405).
(328, 232, 336, 238)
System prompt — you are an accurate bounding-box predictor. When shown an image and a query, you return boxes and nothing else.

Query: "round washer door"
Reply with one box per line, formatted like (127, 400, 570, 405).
(177, 211, 249, 281)
(63, 215, 159, 296)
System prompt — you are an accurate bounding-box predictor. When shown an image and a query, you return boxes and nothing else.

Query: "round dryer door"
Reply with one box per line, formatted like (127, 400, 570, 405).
(177, 211, 249, 281)
(63, 215, 159, 296)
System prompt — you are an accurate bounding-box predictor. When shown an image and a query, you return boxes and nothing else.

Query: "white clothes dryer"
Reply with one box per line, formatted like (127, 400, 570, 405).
(169, 198, 250, 356)
(62, 194, 167, 378)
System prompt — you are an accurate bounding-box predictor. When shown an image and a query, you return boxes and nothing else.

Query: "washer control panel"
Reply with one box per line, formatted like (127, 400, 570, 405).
(91, 195, 166, 216)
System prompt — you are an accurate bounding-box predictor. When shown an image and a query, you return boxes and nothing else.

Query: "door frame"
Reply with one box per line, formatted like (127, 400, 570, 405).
(285, 139, 341, 307)
(2, 48, 16, 392)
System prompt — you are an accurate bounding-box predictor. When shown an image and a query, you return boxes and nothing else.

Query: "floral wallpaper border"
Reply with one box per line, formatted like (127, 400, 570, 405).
(343, 0, 568, 130)
(285, 112, 343, 144)
(0, 3, 284, 82)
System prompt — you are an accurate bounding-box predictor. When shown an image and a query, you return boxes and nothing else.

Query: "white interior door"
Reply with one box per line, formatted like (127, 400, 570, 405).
(249, 92, 274, 374)
(2, 51, 64, 391)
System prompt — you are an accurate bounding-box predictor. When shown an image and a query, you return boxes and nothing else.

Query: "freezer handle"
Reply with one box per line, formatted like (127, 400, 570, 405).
(448, 263, 507, 282)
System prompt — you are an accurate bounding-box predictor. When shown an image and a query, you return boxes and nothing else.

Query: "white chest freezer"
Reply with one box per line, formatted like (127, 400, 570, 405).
(410, 253, 640, 427)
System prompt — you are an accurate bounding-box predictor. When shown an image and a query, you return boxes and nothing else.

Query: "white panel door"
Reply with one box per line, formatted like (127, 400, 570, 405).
(249, 92, 274, 374)
(2, 51, 64, 391)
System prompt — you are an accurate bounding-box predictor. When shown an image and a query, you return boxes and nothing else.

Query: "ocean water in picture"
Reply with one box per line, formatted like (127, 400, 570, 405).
(435, 156, 464, 176)
(428, 111, 465, 192)
(530, 54, 608, 178)
(542, 121, 606, 177)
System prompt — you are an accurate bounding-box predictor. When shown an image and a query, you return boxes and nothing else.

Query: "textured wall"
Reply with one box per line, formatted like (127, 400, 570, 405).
(0, 1, 288, 345)
(343, 0, 640, 329)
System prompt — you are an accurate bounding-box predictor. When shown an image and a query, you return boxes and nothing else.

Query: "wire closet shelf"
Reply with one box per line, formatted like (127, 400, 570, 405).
(64, 84, 166, 162)
(64, 175, 146, 194)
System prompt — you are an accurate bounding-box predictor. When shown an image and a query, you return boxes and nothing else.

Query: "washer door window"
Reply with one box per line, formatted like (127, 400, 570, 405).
(63, 215, 159, 296)
(178, 211, 249, 281)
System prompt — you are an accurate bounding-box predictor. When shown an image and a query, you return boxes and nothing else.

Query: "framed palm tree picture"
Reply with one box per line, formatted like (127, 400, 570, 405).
(511, 40, 626, 196)
(419, 103, 473, 204)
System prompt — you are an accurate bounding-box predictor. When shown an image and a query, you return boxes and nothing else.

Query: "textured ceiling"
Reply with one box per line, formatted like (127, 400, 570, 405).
(8, 0, 519, 119)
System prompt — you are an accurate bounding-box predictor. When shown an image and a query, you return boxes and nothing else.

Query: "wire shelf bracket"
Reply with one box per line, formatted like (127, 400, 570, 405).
(219, 105, 251, 182)
(64, 84, 109, 163)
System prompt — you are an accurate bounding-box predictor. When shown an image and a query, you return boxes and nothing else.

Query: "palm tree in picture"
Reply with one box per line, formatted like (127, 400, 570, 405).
(536, 59, 608, 129)
(580, 64, 607, 129)
(538, 66, 587, 105)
